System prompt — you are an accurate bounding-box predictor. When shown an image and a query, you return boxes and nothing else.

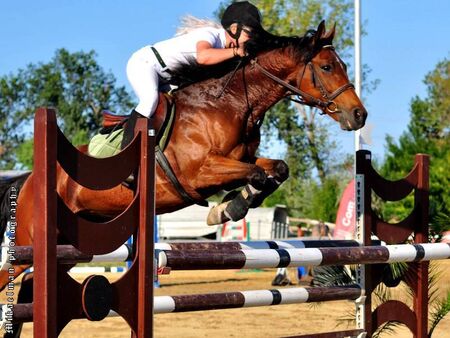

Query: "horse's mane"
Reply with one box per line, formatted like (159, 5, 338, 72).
(170, 28, 326, 88)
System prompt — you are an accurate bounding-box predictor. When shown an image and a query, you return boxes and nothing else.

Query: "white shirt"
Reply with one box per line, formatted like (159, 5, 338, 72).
(152, 27, 227, 70)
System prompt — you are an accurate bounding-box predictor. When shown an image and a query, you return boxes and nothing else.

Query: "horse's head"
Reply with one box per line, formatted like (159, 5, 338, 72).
(252, 21, 367, 131)
(294, 21, 367, 130)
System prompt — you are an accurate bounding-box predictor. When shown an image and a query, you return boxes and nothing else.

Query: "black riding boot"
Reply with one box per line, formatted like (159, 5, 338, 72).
(120, 109, 140, 149)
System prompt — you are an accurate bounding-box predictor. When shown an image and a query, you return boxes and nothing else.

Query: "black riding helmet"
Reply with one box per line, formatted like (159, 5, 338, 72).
(221, 1, 263, 40)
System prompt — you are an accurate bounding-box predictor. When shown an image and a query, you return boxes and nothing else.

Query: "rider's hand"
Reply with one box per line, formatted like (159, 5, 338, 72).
(233, 46, 248, 58)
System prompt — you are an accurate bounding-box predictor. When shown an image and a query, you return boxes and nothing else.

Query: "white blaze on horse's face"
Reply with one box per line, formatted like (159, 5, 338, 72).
(308, 46, 367, 130)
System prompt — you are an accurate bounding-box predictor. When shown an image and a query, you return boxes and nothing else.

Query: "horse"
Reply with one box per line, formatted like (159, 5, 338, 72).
(0, 21, 366, 299)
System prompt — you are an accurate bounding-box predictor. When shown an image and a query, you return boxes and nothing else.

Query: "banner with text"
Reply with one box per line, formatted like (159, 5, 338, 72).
(334, 179, 355, 239)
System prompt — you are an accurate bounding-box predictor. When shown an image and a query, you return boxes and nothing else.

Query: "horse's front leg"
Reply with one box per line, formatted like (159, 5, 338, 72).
(248, 157, 289, 208)
(207, 157, 289, 225)
(193, 153, 268, 225)
(194, 152, 268, 189)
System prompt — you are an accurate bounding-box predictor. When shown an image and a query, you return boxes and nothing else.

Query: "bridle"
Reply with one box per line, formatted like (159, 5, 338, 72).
(250, 45, 355, 114)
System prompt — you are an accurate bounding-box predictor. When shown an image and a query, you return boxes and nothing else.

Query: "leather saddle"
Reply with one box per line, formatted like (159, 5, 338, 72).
(101, 93, 174, 149)
(100, 94, 207, 206)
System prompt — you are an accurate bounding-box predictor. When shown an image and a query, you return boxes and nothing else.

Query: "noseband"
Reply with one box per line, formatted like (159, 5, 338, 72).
(250, 45, 354, 114)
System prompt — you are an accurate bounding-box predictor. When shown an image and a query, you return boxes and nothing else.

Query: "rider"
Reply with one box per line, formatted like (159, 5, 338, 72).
(121, 1, 266, 147)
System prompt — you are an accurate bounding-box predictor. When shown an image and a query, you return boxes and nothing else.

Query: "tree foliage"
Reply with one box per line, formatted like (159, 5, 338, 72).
(0, 48, 134, 169)
(380, 58, 450, 232)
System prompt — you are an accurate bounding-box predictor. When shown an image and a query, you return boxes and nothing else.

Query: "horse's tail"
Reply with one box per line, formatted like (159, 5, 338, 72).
(0, 173, 30, 241)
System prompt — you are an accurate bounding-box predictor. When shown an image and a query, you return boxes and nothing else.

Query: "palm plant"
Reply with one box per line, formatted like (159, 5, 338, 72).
(311, 259, 450, 337)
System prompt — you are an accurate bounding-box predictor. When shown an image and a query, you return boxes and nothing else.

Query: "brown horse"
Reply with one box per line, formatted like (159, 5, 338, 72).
(0, 21, 366, 292)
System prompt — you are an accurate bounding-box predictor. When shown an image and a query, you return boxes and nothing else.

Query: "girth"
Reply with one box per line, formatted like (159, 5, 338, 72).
(151, 96, 208, 207)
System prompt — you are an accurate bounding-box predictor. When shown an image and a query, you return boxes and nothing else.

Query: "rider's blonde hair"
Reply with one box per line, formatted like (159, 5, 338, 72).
(175, 15, 221, 36)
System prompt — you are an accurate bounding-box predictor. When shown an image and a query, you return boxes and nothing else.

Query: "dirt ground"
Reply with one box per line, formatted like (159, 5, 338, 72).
(3, 261, 450, 337)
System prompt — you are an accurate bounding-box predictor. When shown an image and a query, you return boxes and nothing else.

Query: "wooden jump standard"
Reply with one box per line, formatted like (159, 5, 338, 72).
(29, 108, 156, 338)
(353, 150, 430, 338)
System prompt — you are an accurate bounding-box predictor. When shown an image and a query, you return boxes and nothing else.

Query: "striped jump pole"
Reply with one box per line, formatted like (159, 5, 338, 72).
(0, 240, 381, 268)
(158, 243, 450, 270)
(0, 285, 361, 325)
(0, 244, 133, 269)
(154, 285, 361, 313)
(157, 239, 381, 251)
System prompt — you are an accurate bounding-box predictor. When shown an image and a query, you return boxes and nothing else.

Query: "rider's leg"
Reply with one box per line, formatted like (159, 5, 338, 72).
(121, 109, 139, 149)
(121, 50, 160, 149)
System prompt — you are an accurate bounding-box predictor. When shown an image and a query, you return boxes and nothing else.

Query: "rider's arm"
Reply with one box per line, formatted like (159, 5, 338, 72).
(196, 41, 245, 65)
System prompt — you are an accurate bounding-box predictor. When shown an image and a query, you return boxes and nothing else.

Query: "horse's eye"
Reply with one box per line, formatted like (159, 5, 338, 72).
(321, 65, 332, 72)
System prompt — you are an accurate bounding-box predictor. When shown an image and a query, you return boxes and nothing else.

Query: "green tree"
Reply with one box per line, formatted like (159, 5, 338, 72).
(381, 58, 450, 231)
(0, 48, 135, 169)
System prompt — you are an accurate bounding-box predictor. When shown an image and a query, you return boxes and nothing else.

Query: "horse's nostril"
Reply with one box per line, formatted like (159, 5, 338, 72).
(353, 108, 365, 121)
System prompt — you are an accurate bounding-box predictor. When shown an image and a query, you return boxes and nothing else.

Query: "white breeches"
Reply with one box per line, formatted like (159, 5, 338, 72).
(126, 47, 166, 118)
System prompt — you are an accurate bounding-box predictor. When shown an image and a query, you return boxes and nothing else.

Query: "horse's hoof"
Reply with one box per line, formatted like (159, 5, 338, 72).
(248, 167, 267, 190)
(273, 160, 289, 182)
(206, 202, 231, 225)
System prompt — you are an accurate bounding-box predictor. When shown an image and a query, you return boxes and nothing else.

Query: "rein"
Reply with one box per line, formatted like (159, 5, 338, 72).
(250, 46, 354, 114)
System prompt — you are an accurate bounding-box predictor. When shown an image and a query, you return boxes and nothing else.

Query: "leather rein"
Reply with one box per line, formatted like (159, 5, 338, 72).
(250, 45, 355, 114)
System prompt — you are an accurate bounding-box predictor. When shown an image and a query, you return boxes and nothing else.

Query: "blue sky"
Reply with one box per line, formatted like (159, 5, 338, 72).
(1, 0, 449, 161)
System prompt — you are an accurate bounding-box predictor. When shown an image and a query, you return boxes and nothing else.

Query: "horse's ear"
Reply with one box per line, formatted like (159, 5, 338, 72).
(317, 20, 326, 38)
(323, 22, 336, 43)
(313, 20, 326, 46)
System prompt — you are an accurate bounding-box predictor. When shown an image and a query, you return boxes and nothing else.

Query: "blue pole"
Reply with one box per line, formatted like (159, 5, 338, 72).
(126, 236, 133, 270)
(154, 215, 160, 288)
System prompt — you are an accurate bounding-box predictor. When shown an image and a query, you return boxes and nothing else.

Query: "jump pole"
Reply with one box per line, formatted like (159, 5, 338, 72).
(1, 285, 362, 324)
(157, 243, 450, 270)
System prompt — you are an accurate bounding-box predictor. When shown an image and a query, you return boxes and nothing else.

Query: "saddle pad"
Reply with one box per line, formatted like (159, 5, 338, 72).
(88, 128, 124, 158)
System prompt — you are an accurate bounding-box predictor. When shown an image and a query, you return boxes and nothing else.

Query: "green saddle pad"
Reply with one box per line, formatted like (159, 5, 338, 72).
(88, 128, 124, 158)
